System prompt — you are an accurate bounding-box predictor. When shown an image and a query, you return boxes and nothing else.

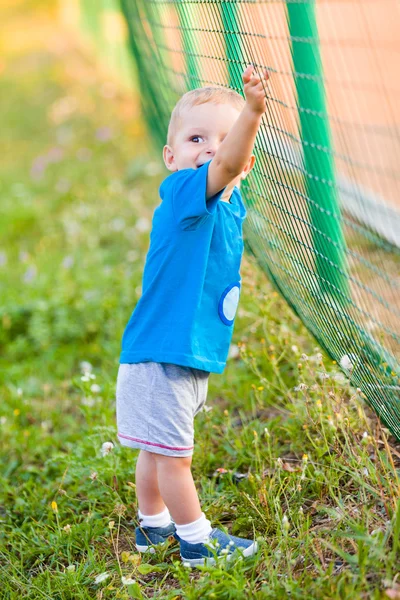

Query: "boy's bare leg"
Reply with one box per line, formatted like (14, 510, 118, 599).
(135, 450, 166, 515)
(154, 454, 203, 525)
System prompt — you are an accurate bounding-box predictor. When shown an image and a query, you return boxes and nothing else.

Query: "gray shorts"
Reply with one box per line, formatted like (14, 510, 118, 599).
(116, 362, 210, 457)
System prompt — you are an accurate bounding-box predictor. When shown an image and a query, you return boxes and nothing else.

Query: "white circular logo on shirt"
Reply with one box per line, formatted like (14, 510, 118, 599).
(218, 282, 241, 326)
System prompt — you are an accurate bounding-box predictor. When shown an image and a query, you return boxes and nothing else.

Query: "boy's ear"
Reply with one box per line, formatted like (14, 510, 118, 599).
(240, 154, 256, 180)
(163, 145, 177, 172)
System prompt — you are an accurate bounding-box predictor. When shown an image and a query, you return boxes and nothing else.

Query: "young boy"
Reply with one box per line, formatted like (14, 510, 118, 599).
(116, 65, 268, 566)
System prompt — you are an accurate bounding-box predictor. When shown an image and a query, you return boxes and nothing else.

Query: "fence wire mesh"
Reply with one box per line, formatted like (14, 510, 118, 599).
(119, 0, 400, 439)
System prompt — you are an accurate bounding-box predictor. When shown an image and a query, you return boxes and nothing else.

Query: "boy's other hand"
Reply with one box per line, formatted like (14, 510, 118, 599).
(242, 65, 269, 115)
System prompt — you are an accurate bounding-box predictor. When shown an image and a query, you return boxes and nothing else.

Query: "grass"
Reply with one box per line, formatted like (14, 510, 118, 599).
(0, 2, 399, 599)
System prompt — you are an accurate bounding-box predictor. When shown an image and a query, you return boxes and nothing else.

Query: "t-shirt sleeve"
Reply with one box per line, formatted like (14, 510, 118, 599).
(159, 160, 226, 231)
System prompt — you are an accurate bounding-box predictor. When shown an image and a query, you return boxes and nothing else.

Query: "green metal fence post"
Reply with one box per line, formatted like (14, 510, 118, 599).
(287, 1, 348, 299)
(221, 1, 244, 92)
(177, 4, 201, 90)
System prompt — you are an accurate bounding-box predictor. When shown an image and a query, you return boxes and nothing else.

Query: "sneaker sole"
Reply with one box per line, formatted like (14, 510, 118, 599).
(181, 541, 258, 567)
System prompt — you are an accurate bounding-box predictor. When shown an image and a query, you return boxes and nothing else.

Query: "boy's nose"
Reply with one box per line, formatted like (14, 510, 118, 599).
(206, 146, 217, 156)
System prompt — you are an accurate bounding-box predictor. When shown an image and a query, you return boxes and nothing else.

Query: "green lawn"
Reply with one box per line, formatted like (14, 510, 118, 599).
(0, 3, 399, 599)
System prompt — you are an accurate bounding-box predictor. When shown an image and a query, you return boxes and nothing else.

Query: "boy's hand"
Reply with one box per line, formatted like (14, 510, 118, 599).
(205, 64, 269, 199)
(242, 65, 269, 115)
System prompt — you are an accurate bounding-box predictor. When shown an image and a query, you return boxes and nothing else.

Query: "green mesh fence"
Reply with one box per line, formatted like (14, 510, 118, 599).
(119, 0, 400, 440)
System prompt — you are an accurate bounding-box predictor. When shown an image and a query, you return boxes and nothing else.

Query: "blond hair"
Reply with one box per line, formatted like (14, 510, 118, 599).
(167, 86, 245, 146)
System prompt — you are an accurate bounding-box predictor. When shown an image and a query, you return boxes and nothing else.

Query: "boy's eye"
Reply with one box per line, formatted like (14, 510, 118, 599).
(190, 136, 203, 143)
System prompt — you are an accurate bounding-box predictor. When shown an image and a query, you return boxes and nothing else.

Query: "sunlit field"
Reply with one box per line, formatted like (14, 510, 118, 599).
(0, 2, 399, 599)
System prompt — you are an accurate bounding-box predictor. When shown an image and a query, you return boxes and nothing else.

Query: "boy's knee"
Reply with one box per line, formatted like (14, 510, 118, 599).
(154, 454, 192, 469)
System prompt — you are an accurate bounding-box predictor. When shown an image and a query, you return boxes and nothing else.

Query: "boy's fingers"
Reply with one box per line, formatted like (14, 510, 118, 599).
(243, 65, 270, 90)
(242, 64, 254, 83)
(251, 75, 267, 89)
(251, 68, 269, 83)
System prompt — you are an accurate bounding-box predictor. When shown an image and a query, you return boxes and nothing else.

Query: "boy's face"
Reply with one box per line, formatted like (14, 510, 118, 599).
(163, 102, 254, 187)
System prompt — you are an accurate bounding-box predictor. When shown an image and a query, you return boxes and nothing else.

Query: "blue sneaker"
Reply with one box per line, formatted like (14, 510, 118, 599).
(178, 528, 258, 567)
(135, 522, 176, 553)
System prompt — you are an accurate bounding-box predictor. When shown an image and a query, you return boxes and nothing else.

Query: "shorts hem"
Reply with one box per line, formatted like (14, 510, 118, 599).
(118, 433, 194, 457)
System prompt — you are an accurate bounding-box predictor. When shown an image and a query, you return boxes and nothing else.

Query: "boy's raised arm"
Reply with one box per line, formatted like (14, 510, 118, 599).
(206, 65, 269, 200)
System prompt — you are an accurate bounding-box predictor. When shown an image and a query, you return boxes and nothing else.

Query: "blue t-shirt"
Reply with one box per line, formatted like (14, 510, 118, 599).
(119, 160, 247, 373)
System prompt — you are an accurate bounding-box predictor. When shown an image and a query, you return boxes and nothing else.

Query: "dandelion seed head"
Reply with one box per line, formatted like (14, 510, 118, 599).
(340, 354, 357, 371)
(110, 217, 126, 232)
(127, 250, 139, 263)
(282, 515, 290, 531)
(81, 396, 95, 407)
(62, 255, 74, 269)
(294, 382, 308, 392)
(362, 432, 371, 445)
(121, 576, 136, 585)
(101, 442, 114, 457)
(94, 572, 110, 584)
(333, 372, 346, 385)
(318, 372, 330, 380)
(228, 344, 240, 359)
(135, 217, 151, 233)
(80, 361, 92, 374)
(22, 265, 37, 283)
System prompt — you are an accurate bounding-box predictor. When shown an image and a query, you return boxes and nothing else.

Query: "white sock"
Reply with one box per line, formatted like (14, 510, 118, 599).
(175, 512, 212, 544)
(138, 506, 172, 528)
